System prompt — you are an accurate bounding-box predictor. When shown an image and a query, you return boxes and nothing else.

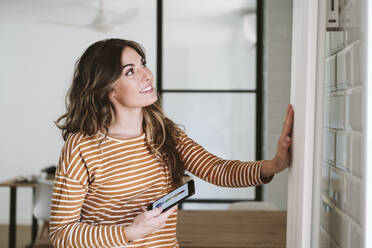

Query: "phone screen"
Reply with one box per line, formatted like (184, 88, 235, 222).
(152, 181, 192, 211)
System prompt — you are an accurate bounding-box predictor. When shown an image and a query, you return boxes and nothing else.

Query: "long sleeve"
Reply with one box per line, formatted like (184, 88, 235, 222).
(175, 129, 273, 187)
(49, 134, 131, 248)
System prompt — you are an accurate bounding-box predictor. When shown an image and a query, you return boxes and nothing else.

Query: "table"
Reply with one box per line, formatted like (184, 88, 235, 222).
(177, 210, 287, 248)
(0, 179, 38, 248)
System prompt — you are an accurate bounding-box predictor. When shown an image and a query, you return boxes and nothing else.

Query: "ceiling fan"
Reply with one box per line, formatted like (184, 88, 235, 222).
(40, 0, 139, 32)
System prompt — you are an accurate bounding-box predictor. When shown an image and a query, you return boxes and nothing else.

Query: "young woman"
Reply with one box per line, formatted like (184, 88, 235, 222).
(51, 38, 294, 247)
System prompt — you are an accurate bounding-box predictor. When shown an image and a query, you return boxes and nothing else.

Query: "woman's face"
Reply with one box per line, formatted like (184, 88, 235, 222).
(110, 47, 157, 111)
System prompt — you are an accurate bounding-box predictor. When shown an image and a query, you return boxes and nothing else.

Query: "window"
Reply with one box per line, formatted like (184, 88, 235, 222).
(157, 0, 263, 209)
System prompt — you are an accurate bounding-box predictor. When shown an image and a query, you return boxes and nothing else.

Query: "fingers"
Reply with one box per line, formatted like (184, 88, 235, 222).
(280, 104, 294, 141)
(169, 205, 178, 212)
(158, 205, 178, 222)
(131, 205, 178, 240)
(164, 205, 178, 215)
(143, 207, 163, 218)
(280, 104, 290, 134)
(277, 105, 294, 158)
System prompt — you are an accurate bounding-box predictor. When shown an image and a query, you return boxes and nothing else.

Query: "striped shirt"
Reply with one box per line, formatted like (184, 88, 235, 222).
(50, 129, 273, 247)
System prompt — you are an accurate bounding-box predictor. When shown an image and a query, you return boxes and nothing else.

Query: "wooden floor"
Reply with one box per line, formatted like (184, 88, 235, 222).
(0, 225, 33, 248)
(0, 210, 286, 248)
(177, 210, 286, 248)
(0, 225, 52, 248)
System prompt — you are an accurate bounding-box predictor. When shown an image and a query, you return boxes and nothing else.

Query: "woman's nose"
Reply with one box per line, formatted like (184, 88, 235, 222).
(141, 67, 152, 82)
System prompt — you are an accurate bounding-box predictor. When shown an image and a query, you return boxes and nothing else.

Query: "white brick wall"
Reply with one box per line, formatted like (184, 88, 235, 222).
(320, 1, 365, 247)
(262, 0, 292, 210)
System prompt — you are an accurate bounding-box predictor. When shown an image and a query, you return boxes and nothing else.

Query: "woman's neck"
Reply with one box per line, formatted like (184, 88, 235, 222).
(108, 108, 144, 138)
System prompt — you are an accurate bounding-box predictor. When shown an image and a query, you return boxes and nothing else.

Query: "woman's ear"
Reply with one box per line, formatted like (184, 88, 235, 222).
(109, 91, 115, 101)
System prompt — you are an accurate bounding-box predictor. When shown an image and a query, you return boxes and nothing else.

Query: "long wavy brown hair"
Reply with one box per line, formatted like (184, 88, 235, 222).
(56, 38, 186, 188)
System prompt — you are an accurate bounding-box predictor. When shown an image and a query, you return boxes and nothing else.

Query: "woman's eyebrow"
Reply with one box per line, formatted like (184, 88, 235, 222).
(122, 63, 134, 69)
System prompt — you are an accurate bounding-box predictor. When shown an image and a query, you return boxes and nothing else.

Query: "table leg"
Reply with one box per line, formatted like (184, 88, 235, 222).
(32, 187, 38, 244)
(9, 186, 16, 248)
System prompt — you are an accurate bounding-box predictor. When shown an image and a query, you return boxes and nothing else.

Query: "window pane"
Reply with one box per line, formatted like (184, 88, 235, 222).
(163, 0, 257, 90)
(163, 93, 257, 200)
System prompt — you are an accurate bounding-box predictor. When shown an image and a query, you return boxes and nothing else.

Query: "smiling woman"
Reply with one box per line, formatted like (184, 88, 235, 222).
(51, 38, 292, 247)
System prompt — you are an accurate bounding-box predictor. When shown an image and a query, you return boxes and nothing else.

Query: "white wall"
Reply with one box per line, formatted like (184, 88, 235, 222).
(262, 0, 293, 210)
(365, 1, 372, 246)
(0, 0, 156, 224)
(319, 0, 366, 247)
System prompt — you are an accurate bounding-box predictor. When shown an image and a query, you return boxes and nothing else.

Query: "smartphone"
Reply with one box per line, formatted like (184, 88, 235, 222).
(147, 180, 195, 212)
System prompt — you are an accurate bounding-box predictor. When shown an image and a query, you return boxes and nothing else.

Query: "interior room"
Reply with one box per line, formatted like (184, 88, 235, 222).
(0, 0, 370, 247)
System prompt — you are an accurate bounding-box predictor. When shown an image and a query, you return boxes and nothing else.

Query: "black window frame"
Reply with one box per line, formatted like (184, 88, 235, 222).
(156, 0, 264, 207)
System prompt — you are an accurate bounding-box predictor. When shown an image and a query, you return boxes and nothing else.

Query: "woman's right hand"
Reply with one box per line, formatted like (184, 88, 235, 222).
(124, 205, 178, 242)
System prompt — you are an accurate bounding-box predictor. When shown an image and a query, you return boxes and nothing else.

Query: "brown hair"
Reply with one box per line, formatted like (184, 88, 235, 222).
(55, 38, 186, 188)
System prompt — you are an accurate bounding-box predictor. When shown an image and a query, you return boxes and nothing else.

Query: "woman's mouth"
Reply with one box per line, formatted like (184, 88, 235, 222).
(140, 84, 154, 93)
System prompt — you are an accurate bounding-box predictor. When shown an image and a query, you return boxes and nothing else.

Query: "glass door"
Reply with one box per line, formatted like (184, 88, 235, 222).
(159, 0, 260, 209)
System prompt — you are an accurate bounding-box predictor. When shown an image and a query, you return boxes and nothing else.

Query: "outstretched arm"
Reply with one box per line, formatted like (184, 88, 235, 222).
(175, 132, 272, 187)
(175, 104, 294, 187)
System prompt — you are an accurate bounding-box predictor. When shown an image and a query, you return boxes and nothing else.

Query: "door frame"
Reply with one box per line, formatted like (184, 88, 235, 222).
(286, 0, 326, 247)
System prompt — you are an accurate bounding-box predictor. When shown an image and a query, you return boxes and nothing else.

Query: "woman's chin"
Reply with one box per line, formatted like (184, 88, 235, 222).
(142, 95, 158, 107)
(149, 93, 158, 104)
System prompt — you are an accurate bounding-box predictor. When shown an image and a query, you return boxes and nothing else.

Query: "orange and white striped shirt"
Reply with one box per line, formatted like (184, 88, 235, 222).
(50, 129, 273, 247)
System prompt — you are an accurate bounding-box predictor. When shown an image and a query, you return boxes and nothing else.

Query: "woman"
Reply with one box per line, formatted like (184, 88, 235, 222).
(51, 38, 294, 247)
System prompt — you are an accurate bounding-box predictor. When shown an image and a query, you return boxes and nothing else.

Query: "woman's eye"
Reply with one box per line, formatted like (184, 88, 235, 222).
(125, 68, 134, 76)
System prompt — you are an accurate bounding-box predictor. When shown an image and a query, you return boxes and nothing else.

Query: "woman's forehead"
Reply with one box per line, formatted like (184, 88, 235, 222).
(121, 47, 142, 64)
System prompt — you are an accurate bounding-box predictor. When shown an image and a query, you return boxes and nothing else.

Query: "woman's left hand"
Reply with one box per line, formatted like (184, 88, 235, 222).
(261, 104, 294, 178)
